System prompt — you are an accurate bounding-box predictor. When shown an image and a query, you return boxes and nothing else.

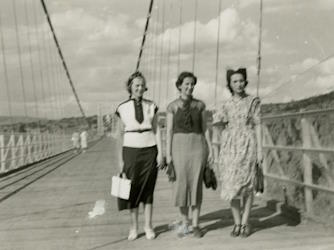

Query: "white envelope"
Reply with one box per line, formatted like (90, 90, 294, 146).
(111, 176, 131, 200)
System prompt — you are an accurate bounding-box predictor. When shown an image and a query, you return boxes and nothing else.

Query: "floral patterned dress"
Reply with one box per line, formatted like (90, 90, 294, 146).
(213, 95, 261, 201)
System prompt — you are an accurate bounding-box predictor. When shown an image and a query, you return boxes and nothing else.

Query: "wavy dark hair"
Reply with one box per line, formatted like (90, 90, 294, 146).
(226, 68, 248, 95)
(175, 71, 197, 91)
(126, 71, 147, 94)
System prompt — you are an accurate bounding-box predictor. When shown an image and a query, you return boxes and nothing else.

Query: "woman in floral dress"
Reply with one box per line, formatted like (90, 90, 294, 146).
(213, 68, 262, 237)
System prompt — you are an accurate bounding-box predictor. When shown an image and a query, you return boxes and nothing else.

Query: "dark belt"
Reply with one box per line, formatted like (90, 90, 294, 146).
(124, 128, 153, 133)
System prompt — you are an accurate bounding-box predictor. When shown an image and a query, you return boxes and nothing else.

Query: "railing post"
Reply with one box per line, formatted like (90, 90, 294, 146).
(262, 122, 268, 194)
(38, 133, 43, 160)
(25, 133, 32, 164)
(10, 134, 17, 170)
(301, 117, 313, 215)
(0, 135, 5, 173)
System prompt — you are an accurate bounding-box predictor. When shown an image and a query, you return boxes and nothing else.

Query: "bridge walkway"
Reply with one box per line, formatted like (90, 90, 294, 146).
(0, 138, 333, 250)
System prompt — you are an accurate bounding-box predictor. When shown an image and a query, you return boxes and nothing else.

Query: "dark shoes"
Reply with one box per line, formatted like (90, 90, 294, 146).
(240, 224, 251, 238)
(231, 224, 251, 238)
(192, 227, 203, 238)
(230, 224, 241, 237)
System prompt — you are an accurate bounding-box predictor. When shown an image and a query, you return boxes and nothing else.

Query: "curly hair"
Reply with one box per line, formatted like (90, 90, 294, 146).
(126, 71, 147, 94)
(175, 71, 197, 91)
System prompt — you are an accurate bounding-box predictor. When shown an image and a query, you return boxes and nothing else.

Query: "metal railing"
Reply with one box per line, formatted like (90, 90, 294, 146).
(210, 108, 334, 215)
(261, 108, 334, 215)
(0, 131, 101, 174)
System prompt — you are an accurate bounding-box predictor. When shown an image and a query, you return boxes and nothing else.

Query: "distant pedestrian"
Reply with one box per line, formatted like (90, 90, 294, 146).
(115, 71, 163, 241)
(71, 131, 80, 153)
(213, 68, 262, 238)
(166, 71, 213, 238)
(80, 130, 88, 153)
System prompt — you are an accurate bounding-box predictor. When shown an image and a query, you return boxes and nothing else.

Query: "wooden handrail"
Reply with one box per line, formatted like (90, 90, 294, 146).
(263, 145, 334, 154)
(262, 107, 334, 120)
(265, 173, 334, 194)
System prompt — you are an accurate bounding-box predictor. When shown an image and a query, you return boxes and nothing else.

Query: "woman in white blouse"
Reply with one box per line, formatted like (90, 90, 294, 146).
(115, 71, 163, 241)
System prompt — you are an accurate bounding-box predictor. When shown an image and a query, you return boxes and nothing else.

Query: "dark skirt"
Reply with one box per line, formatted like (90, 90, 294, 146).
(118, 145, 158, 211)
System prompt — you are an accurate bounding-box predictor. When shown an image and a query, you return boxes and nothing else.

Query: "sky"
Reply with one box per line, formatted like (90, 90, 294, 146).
(0, 0, 334, 118)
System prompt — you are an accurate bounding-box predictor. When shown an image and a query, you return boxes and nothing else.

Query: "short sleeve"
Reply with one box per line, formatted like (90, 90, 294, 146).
(212, 103, 228, 125)
(115, 102, 125, 119)
(166, 102, 175, 114)
(115, 107, 120, 117)
(198, 101, 206, 112)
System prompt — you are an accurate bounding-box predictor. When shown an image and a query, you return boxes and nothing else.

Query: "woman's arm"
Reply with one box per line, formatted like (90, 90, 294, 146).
(255, 123, 263, 164)
(201, 110, 213, 164)
(166, 112, 174, 164)
(152, 114, 163, 167)
(253, 98, 263, 164)
(115, 115, 124, 172)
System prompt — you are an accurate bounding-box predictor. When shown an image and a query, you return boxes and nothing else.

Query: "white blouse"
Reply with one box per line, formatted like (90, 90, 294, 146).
(116, 98, 158, 148)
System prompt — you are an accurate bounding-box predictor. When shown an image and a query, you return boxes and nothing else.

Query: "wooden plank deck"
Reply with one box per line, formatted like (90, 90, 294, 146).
(0, 138, 333, 250)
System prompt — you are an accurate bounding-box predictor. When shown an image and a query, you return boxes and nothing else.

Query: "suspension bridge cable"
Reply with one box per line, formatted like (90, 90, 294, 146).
(135, 0, 154, 71)
(33, 0, 47, 121)
(166, 2, 173, 105)
(23, 0, 40, 122)
(56, 60, 65, 119)
(177, 0, 183, 74)
(148, 30, 155, 100)
(40, 0, 86, 118)
(158, 0, 166, 107)
(147, 29, 153, 99)
(166, 30, 171, 104)
(262, 53, 334, 99)
(152, 5, 160, 101)
(214, 0, 222, 108)
(192, 0, 198, 73)
(41, 12, 55, 121)
(0, 12, 14, 126)
(46, 17, 63, 120)
(13, 0, 29, 118)
(46, 28, 61, 120)
(55, 61, 65, 119)
(256, 0, 263, 97)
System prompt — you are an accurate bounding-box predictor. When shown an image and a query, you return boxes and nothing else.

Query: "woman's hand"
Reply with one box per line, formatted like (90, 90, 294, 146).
(118, 159, 124, 173)
(166, 154, 172, 165)
(207, 151, 214, 166)
(156, 153, 165, 169)
(257, 150, 263, 166)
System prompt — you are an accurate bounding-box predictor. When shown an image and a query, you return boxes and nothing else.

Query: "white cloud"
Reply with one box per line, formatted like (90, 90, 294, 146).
(149, 8, 258, 55)
(314, 75, 334, 89)
(318, 0, 334, 10)
(289, 58, 320, 73)
(319, 58, 334, 75)
(238, 0, 261, 9)
(52, 9, 136, 54)
(135, 18, 146, 29)
(193, 80, 231, 110)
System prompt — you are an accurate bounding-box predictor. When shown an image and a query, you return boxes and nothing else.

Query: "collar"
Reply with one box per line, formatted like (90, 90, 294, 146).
(179, 95, 193, 103)
(130, 97, 143, 104)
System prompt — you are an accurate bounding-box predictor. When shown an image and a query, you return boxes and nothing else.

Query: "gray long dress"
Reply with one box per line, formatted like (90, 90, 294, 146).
(167, 97, 208, 207)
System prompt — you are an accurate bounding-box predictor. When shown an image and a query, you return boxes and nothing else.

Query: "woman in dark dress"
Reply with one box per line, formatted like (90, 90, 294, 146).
(166, 72, 213, 238)
(115, 71, 163, 241)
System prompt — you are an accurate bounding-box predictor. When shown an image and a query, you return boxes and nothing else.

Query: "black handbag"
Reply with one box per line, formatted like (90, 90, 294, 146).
(203, 166, 217, 190)
(254, 162, 264, 193)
